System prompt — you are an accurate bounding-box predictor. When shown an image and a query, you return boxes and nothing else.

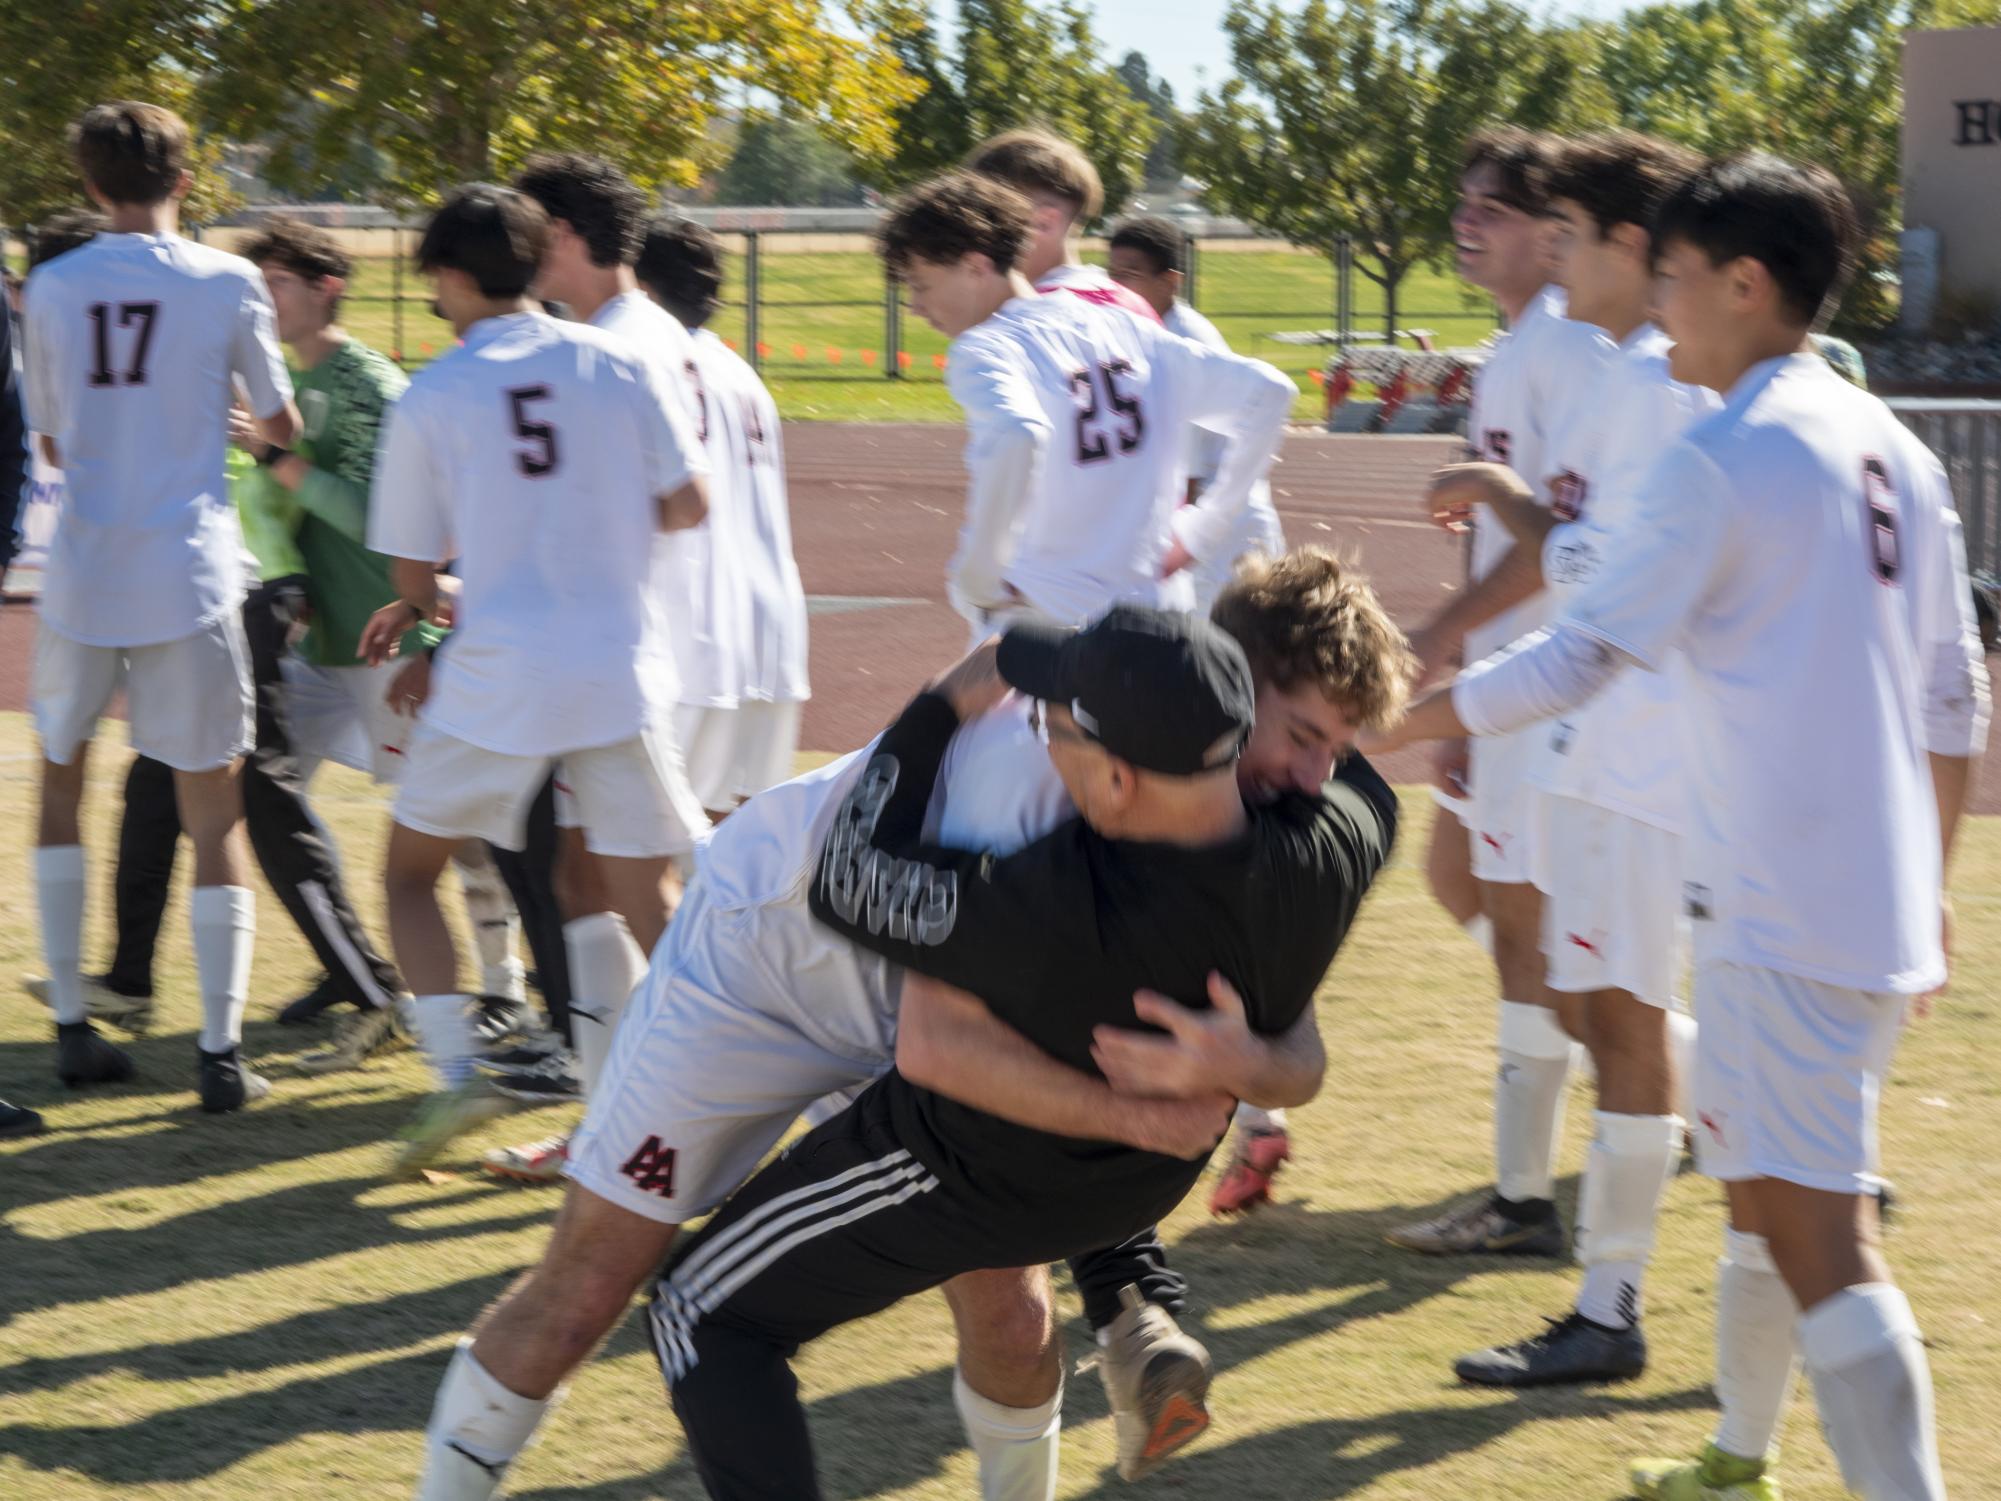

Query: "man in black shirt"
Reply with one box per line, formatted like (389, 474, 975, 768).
(656, 606, 1397, 1500)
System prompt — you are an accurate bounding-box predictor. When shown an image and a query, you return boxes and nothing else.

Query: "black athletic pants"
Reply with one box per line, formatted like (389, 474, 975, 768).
(105, 578, 402, 1011)
(657, 1090, 1189, 1500)
(486, 776, 573, 1043)
(1067, 1229, 1185, 1332)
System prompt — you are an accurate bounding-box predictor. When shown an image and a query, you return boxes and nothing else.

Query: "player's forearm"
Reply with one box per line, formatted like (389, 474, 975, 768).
(1235, 1010, 1326, 1110)
(656, 474, 709, 533)
(1419, 542, 1544, 650)
(285, 459, 370, 541)
(1930, 752, 1973, 868)
(389, 556, 442, 617)
(1170, 365, 1291, 563)
(256, 400, 303, 450)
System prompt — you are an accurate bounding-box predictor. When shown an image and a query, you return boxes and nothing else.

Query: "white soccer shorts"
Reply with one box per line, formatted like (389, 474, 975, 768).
(279, 658, 415, 785)
(32, 613, 251, 772)
(397, 722, 709, 857)
(1468, 726, 1540, 883)
(564, 883, 892, 1225)
(672, 700, 804, 809)
(1535, 793, 1686, 1007)
(1691, 959, 1906, 1195)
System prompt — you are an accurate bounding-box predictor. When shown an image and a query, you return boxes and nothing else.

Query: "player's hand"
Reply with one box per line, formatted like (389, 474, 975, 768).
(930, 639, 1009, 721)
(1432, 737, 1471, 798)
(388, 654, 433, 717)
(1126, 1093, 1237, 1160)
(1424, 462, 1526, 533)
(228, 404, 270, 460)
(1157, 537, 1195, 579)
(1094, 972, 1262, 1100)
(358, 600, 423, 666)
(1913, 896, 1953, 1020)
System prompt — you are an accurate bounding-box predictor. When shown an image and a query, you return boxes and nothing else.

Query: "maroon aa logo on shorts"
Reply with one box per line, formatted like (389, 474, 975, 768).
(621, 1135, 679, 1198)
(1550, 469, 1588, 522)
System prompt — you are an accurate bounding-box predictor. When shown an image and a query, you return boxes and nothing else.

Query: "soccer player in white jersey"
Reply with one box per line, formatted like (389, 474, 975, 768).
(1386, 127, 1617, 1259)
(475, 154, 714, 1180)
(22, 102, 301, 1109)
(1408, 132, 1718, 1387)
(637, 217, 811, 808)
(883, 171, 1293, 637)
(360, 185, 709, 1178)
(414, 547, 1402, 1500)
(1368, 154, 1989, 1501)
(965, 129, 1162, 325)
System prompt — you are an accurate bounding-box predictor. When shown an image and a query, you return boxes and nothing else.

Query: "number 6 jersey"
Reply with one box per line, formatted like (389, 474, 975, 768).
(368, 310, 706, 756)
(943, 293, 1295, 629)
(22, 231, 293, 647)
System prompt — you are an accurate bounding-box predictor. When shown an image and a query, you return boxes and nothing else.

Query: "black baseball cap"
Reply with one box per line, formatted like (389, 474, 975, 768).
(997, 605, 1254, 776)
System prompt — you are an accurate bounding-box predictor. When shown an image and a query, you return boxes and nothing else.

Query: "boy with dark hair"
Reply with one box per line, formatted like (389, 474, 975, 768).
(29, 208, 109, 268)
(362, 183, 708, 1178)
(1386, 124, 1614, 1260)
(880, 170, 1292, 635)
(23, 100, 300, 1109)
(1370, 152, 1987, 1501)
(965, 128, 1160, 322)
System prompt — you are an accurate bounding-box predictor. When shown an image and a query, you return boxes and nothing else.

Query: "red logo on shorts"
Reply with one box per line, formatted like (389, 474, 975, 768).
(1481, 832, 1511, 856)
(1699, 1111, 1728, 1148)
(1567, 931, 1606, 959)
(620, 1135, 679, 1198)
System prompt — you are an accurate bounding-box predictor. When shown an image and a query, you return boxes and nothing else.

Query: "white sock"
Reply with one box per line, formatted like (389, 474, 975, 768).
(454, 847, 525, 1003)
(1462, 913, 1493, 956)
(1712, 1229, 1801, 1463)
(411, 994, 477, 1089)
(1800, 1283, 1946, 1501)
(1233, 1103, 1287, 1134)
(1495, 999, 1573, 1203)
(953, 1368, 1061, 1501)
(565, 913, 645, 1099)
(34, 845, 87, 1025)
(1574, 1111, 1680, 1328)
(419, 1339, 558, 1501)
(192, 885, 256, 1053)
(1668, 1009, 1699, 1121)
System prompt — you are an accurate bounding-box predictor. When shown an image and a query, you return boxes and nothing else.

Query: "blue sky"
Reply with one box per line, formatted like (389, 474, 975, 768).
(939, 0, 1654, 102)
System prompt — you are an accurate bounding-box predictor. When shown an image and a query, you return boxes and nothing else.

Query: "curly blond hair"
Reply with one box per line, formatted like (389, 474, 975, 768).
(1210, 547, 1416, 731)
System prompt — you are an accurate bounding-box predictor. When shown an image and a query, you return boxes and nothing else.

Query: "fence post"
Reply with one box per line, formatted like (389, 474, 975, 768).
(884, 263, 902, 380)
(1335, 234, 1353, 347)
(744, 230, 762, 374)
(1185, 236, 1199, 310)
(392, 223, 404, 363)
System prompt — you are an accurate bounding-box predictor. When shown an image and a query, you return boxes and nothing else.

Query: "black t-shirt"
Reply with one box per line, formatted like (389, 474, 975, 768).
(807, 690, 1397, 1259)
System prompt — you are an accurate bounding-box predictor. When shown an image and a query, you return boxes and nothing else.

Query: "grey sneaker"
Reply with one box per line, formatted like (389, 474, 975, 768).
(1092, 1285, 1212, 1480)
(27, 974, 155, 1033)
(1454, 1311, 1647, 1386)
(297, 1005, 408, 1075)
(1385, 1192, 1565, 1257)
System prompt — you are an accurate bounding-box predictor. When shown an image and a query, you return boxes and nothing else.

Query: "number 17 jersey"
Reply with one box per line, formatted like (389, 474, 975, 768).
(368, 310, 706, 757)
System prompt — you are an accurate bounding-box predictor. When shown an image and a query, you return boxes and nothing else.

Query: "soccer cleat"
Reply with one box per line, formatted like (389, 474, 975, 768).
(473, 994, 535, 1047)
(26, 974, 156, 1033)
(1094, 1284, 1213, 1480)
(1210, 1127, 1291, 1215)
(0, 1100, 47, 1138)
(277, 973, 345, 1026)
(389, 1082, 513, 1179)
(1385, 1191, 1565, 1257)
(55, 1021, 137, 1087)
(198, 1046, 271, 1113)
(1631, 1442, 1783, 1501)
(296, 1005, 407, 1074)
(488, 1060, 584, 1104)
(482, 1132, 571, 1183)
(475, 1032, 567, 1072)
(1453, 1310, 1647, 1387)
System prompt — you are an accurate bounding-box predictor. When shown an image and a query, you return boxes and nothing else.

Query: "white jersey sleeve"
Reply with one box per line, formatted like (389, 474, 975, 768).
(1904, 446, 1991, 757)
(631, 353, 704, 501)
(367, 389, 451, 564)
(1142, 325, 1294, 564)
(945, 327, 1052, 619)
(230, 273, 292, 420)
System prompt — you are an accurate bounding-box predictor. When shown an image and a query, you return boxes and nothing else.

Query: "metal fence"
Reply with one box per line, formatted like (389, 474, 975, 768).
(1889, 399, 2001, 581)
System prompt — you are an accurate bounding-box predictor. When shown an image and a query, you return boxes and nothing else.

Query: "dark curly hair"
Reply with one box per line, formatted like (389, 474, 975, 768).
(1550, 132, 1703, 242)
(1461, 126, 1561, 215)
(241, 215, 352, 282)
(1108, 215, 1187, 276)
(29, 207, 108, 269)
(1654, 152, 1857, 327)
(877, 170, 1033, 279)
(637, 217, 725, 330)
(512, 152, 647, 268)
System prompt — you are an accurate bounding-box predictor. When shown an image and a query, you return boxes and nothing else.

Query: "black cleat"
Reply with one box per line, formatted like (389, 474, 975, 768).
(488, 1060, 583, 1104)
(473, 995, 534, 1047)
(56, 1021, 136, 1087)
(277, 973, 344, 1026)
(0, 1099, 47, 1138)
(1455, 1311, 1648, 1387)
(198, 1046, 272, 1114)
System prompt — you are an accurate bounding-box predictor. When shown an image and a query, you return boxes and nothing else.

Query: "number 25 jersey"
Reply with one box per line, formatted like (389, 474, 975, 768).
(945, 294, 1294, 628)
(369, 310, 706, 757)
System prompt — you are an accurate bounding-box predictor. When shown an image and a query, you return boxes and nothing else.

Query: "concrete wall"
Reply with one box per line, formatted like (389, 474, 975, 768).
(1904, 27, 2001, 310)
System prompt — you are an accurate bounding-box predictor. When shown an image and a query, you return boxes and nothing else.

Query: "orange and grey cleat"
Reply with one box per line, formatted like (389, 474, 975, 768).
(1209, 1127, 1291, 1216)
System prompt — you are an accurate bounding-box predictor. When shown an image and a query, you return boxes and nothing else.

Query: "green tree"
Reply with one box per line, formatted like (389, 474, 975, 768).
(1118, 51, 1183, 189)
(870, 0, 1155, 219)
(715, 118, 866, 207)
(200, 0, 922, 206)
(1183, 0, 1608, 341)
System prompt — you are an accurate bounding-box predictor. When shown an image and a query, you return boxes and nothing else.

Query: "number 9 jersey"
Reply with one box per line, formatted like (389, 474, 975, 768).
(943, 292, 1296, 630)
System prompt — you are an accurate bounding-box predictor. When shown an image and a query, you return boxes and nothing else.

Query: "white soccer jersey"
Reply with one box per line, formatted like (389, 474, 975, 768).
(1558, 352, 1989, 992)
(22, 232, 292, 646)
(1163, 300, 1286, 574)
(688, 329, 809, 705)
(1528, 325, 1720, 828)
(1463, 285, 1614, 662)
(368, 310, 706, 756)
(945, 295, 1295, 629)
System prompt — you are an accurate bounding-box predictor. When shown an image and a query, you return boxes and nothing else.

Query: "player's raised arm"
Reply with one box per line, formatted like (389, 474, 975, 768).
(1153, 329, 1294, 573)
(946, 329, 1050, 618)
(232, 268, 301, 450)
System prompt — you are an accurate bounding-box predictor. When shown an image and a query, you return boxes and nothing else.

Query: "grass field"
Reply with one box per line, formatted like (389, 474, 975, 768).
(3, 711, 1997, 1499)
(334, 246, 1498, 424)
